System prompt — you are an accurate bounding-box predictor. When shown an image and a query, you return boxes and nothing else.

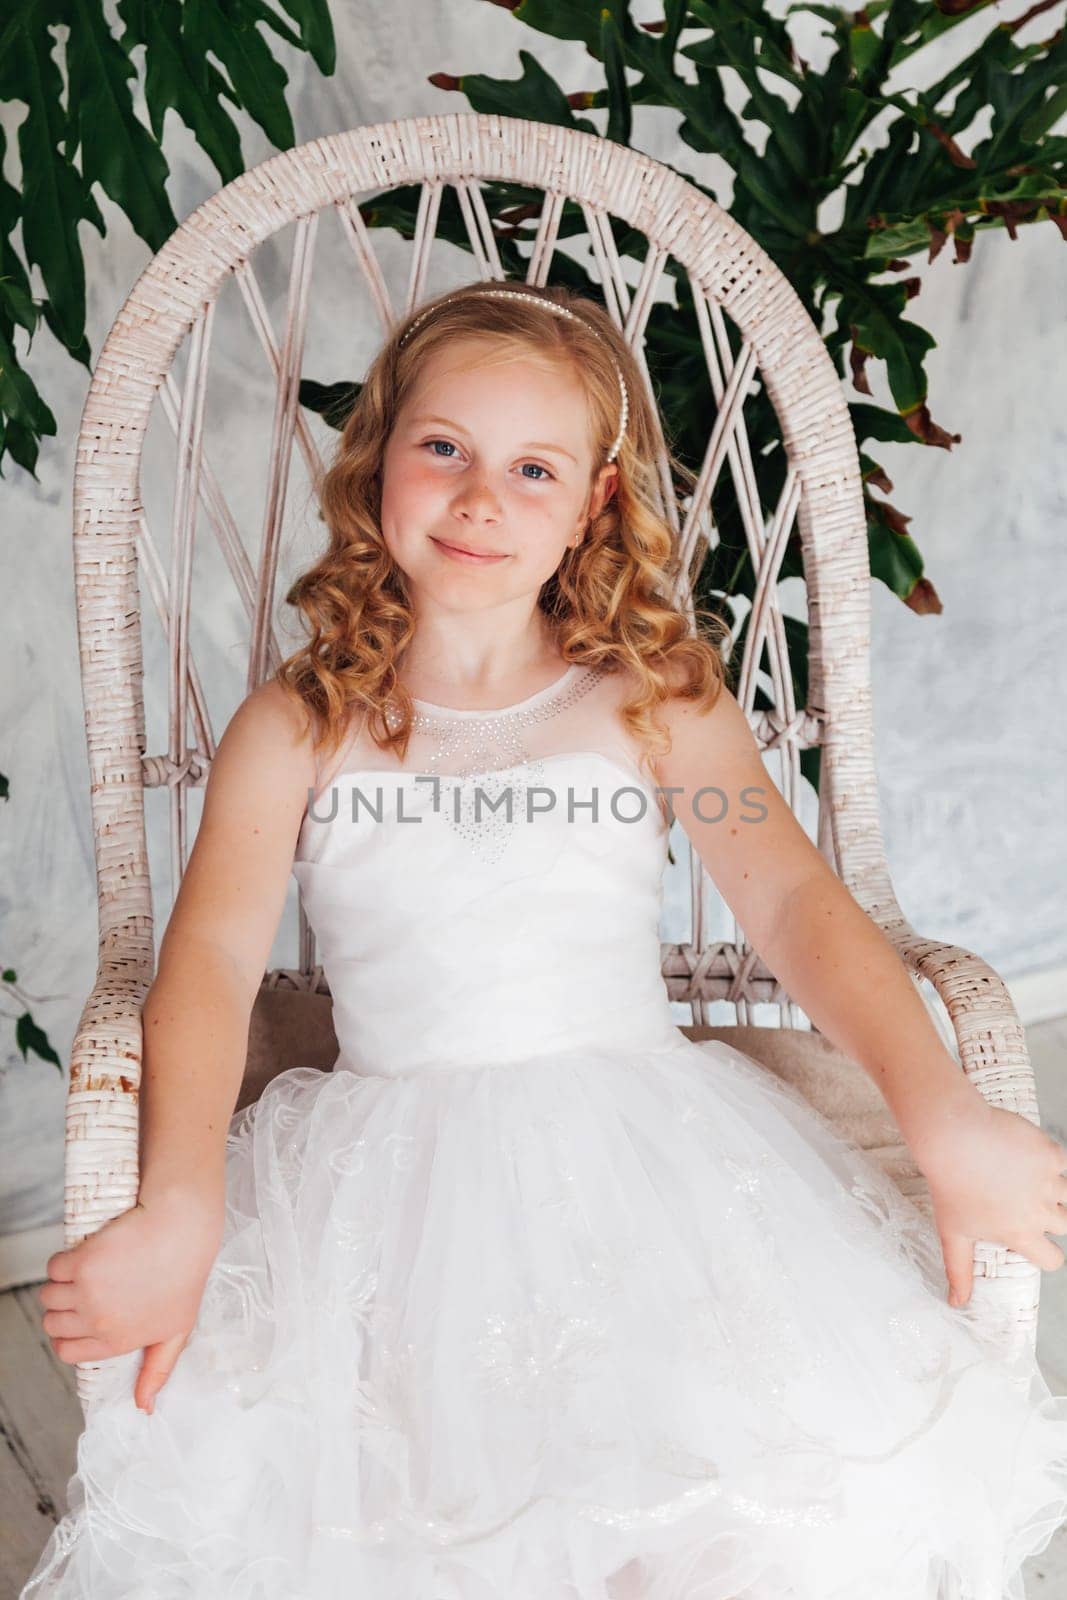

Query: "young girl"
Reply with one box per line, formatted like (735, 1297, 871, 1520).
(24, 281, 1067, 1599)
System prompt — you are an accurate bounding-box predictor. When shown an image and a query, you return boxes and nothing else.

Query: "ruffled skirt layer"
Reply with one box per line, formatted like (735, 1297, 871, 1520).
(21, 1035, 1067, 1599)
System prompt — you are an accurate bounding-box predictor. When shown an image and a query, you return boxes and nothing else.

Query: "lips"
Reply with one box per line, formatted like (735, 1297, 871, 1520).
(431, 537, 509, 562)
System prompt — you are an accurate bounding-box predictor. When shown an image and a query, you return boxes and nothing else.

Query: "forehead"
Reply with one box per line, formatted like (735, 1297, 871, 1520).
(406, 336, 588, 408)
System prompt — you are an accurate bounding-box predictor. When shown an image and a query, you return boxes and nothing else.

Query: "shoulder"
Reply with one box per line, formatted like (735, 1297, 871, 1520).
(208, 679, 318, 809)
(646, 659, 763, 784)
(609, 658, 750, 741)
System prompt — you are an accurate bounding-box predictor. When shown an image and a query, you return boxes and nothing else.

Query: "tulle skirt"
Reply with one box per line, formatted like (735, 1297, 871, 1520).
(21, 1034, 1067, 1599)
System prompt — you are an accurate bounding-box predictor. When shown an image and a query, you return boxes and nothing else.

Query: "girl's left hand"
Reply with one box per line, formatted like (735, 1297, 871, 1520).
(907, 1087, 1067, 1307)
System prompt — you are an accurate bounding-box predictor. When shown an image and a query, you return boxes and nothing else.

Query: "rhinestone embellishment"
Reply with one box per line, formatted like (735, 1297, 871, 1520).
(383, 664, 606, 865)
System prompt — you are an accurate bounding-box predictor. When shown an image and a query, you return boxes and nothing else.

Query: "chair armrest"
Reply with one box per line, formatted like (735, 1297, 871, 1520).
(65, 962, 150, 1411)
(846, 860, 1044, 1366)
(880, 924, 1038, 1124)
(836, 832, 1039, 1122)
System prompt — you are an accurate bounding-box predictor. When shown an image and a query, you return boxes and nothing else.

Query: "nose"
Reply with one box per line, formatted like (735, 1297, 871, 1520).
(451, 476, 502, 524)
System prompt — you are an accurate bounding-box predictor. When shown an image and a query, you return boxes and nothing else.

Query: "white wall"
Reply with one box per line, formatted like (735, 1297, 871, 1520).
(1, 0, 1063, 1274)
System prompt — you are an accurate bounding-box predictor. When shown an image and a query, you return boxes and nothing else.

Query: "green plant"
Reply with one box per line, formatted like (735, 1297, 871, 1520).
(301, 0, 1065, 782)
(1, 0, 336, 1072)
(0, 0, 336, 479)
(2, 965, 63, 1072)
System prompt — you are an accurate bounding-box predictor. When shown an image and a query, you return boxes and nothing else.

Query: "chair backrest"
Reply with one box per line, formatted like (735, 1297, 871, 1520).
(73, 111, 885, 1037)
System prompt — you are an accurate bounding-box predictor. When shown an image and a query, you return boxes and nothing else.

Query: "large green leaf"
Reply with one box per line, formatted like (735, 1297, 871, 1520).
(117, 0, 246, 185)
(181, 0, 296, 154)
(270, 0, 336, 74)
(0, 0, 336, 478)
(66, 0, 177, 251)
(436, 48, 593, 129)
(0, 10, 98, 354)
(867, 513, 925, 601)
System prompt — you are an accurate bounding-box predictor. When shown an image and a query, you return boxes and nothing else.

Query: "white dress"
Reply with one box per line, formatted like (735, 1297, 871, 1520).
(22, 662, 1067, 1600)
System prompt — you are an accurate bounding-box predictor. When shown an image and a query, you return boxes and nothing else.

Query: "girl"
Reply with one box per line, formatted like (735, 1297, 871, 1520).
(24, 280, 1067, 1599)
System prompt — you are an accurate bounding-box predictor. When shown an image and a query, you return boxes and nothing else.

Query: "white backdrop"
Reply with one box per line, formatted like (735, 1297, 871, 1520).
(1, 0, 1064, 1276)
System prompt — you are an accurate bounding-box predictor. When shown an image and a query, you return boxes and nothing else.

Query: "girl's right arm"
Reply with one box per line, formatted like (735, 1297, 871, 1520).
(40, 680, 317, 1404)
(138, 678, 317, 1213)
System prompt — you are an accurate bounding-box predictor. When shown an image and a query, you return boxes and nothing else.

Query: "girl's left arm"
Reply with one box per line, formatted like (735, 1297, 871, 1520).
(652, 678, 1067, 1298)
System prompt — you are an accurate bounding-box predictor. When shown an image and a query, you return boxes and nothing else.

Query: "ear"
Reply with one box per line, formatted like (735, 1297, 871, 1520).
(589, 463, 619, 519)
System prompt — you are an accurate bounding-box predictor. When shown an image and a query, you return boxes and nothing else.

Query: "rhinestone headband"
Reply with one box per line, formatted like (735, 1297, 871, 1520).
(397, 288, 629, 463)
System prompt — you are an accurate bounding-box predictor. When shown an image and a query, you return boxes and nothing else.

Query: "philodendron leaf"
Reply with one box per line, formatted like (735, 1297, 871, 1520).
(0, 272, 36, 337)
(0, 14, 97, 354)
(117, 0, 246, 186)
(15, 1011, 63, 1073)
(601, 12, 632, 148)
(432, 49, 593, 130)
(0, 327, 57, 477)
(844, 281, 936, 415)
(867, 510, 926, 603)
(509, 0, 609, 53)
(298, 378, 361, 430)
(847, 401, 924, 448)
(66, 0, 177, 252)
(182, 0, 296, 153)
(269, 0, 336, 74)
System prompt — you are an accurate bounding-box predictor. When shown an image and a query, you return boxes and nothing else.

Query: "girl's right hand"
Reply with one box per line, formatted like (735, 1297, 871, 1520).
(38, 1186, 225, 1414)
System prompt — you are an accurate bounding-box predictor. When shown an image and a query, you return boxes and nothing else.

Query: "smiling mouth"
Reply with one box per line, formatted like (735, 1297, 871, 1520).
(431, 537, 509, 561)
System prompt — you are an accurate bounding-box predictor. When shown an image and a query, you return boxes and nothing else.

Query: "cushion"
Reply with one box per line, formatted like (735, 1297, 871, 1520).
(236, 985, 338, 1113)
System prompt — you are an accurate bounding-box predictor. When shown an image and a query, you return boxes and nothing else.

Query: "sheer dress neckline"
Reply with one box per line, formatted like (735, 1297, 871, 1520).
(408, 661, 582, 719)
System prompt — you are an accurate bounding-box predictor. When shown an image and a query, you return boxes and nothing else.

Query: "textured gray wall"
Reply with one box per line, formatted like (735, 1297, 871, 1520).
(1, 0, 1063, 1269)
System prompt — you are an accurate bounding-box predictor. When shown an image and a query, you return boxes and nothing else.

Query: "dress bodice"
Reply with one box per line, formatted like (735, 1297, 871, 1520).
(291, 664, 682, 1076)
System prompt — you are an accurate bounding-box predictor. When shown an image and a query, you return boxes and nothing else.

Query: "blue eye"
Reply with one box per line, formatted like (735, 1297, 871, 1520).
(423, 440, 553, 481)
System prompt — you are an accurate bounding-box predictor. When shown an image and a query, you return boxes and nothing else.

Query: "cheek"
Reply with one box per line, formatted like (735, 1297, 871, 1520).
(379, 470, 431, 534)
(510, 526, 573, 581)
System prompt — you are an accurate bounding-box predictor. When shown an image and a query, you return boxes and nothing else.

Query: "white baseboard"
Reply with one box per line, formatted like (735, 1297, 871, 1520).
(0, 1221, 65, 1292)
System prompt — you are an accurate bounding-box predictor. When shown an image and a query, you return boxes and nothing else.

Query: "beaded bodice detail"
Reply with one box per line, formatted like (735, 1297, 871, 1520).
(292, 663, 681, 1079)
(378, 662, 606, 867)
(385, 660, 606, 774)
(303, 662, 669, 867)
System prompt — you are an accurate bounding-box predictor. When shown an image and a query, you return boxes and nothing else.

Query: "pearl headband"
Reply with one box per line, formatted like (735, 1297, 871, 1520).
(397, 288, 630, 463)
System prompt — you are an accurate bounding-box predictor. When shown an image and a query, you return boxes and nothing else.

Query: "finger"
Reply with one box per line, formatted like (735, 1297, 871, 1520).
(940, 1233, 975, 1307)
(51, 1337, 120, 1364)
(42, 1309, 92, 1339)
(1009, 1235, 1067, 1273)
(44, 1250, 78, 1283)
(136, 1333, 190, 1413)
(37, 1281, 78, 1312)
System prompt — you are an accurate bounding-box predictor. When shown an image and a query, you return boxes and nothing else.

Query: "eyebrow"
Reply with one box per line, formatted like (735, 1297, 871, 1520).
(407, 414, 577, 465)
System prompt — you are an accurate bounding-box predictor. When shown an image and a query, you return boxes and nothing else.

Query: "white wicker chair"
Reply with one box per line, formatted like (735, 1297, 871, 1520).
(67, 111, 1043, 1410)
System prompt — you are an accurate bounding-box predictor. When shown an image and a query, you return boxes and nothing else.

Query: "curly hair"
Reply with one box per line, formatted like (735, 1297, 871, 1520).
(275, 278, 730, 773)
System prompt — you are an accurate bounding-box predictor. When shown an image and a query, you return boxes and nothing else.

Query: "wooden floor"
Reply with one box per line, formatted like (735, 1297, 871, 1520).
(5, 1016, 1067, 1598)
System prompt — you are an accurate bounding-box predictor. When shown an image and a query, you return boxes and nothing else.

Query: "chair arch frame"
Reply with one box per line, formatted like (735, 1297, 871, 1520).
(67, 112, 1041, 1405)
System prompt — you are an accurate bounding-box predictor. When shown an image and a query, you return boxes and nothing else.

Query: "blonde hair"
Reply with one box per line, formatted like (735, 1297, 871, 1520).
(276, 280, 730, 770)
